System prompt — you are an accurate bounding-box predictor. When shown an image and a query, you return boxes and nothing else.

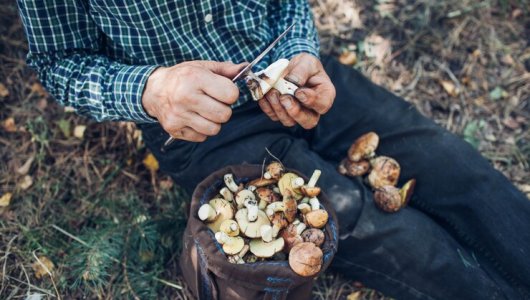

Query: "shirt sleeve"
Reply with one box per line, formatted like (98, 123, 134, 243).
(17, 0, 158, 123)
(268, 0, 320, 61)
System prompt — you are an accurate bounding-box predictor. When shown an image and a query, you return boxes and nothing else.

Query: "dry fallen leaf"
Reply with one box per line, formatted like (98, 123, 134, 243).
(73, 125, 86, 139)
(439, 80, 459, 97)
(0, 192, 13, 207)
(347, 291, 361, 300)
(17, 155, 35, 175)
(143, 153, 159, 173)
(32, 256, 55, 279)
(30, 82, 47, 97)
(2, 117, 17, 132)
(339, 50, 357, 66)
(364, 35, 392, 66)
(20, 175, 33, 190)
(0, 83, 9, 98)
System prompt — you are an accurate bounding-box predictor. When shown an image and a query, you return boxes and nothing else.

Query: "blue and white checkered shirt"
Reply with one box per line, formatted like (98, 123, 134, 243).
(17, 0, 320, 123)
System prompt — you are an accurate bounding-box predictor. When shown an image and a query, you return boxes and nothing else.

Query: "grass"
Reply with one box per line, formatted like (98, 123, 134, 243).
(1, 0, 528, 299)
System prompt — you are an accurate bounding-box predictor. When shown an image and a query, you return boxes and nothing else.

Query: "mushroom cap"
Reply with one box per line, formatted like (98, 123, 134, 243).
(399, 179, 416, 206)
(374, 185, 403, 212)
(305, 209, 329, 229)
(301, 186, 321, 198)
(266, 161, 285, 180)
(223, 236, 245, 255)
(338, 159, 371, 177)
(235, 189, 256, 208)
(280, 224, 303, 253)
(297, 203, 312, 214)
(249, 177, 277, 187)
(278, 173, 303, 199)
(271, 212, 288, 229)
(249, 237, 285, 258)
(206, 198, 234, 232)
(368, 156, 401, 189)
(282, 194, 298, 223)
(219, 219, 240, 237)
(348, 132, 380, 162)
(236, 209, 270, 238)
(301, 229, 325, 247)
(289, 242, 323, 277)
(256, 187, 274, 202)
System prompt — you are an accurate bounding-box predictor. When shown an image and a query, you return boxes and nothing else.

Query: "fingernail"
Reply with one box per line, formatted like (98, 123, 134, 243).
(286, 75, 300, 85)
(296, 92, 306, 103)
(280, 97, 292, 109)
(269, 93, 278, 104)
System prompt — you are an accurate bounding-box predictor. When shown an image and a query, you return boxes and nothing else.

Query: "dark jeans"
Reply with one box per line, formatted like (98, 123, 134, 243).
(140, 55, 530, 299)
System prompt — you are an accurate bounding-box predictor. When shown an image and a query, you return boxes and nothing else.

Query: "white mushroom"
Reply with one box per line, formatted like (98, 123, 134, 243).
(235, 209, 271, 238)
(260, 224, 273, 243)
(292, 177, 305, 189)
(292, 219, 307, 235)
(219, 219, 240, 237)
(198, 203, 218, 222)
(244, 197, 259, 222)
(297, 203, 312, 214)
(309, 197, 320, 211)
(265, 201, 285, 217)
(247, 185, 257, 192)
(220, 187, 234, 202)
(307, 170, 321, 188)
(249, 237, 285, 258)
(246, 59, 298, 101)
(235, 189, 255, 210)
(206, 198, 234, 233)
(228, 244, 250, 264)
(224, 174, 239, 193)
(215, 232, 245, 255)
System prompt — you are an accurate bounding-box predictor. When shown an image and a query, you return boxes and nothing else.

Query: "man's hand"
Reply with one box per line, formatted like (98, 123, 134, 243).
(258, 53, 336, 129)
(142, 61, 246, 142)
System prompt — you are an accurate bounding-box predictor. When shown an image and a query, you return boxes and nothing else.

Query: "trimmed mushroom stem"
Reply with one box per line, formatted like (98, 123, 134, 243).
(244, 198, 259, 222)
(292, 177, 305, 189)
(260, 224, 273, 242)
(309, 197, 320, 211)
(295, 222, 307, 235)
(266, 202, 285, 217)
(298, 203, 312, 214)
(224, 174, 239, 193)
(198, 204, 218, 222)
(247, 185, 257, 192)
(220, 187, 234, 202)
(307, 170, 321, 188)
(264, 172, 272, 179)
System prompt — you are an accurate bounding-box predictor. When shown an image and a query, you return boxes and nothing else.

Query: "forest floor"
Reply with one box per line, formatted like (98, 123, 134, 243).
(1, 0, 528, 299)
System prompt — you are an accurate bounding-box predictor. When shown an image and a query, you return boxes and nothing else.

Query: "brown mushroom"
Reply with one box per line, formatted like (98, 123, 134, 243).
(270, 212, 288, 238)
(280, 224, 303, 253)
(283, 193, 298, 223)
(338, 158, 371, 177)
(348, 132, 379, 162)
(301, 229, 325, 247)
(206, 198, 234, 233)
(265, 161, 285, 180)
(373, 185, 402, 212)
(305, 209, 329, 229)
(301, 186, 321, 198)
(235, 208, 270, 238)
(249, 177, 277, 187)
(289, 242, 323, 277)
(249, 237, 285, 258)
(256, 187, 274, 210)
(368, 156, 400, 189)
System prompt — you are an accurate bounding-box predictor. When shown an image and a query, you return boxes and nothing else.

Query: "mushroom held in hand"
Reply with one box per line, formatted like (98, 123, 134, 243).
(368, 156, 400, 189)
(289, 242, 323, 277)
(246, 59, 298, 101)
(348, 132, 379, 162)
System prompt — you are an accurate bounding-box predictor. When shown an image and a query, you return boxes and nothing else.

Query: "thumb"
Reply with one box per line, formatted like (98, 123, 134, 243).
(198, 61, 249, 78)
(285, 55, 320, 87)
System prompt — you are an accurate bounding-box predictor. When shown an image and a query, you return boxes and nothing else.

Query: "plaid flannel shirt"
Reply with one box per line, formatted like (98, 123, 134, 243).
(17, 0, 320, 123)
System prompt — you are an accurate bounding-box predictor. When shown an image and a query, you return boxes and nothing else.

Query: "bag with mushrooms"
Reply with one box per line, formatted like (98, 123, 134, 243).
(179, 164, 338, 300)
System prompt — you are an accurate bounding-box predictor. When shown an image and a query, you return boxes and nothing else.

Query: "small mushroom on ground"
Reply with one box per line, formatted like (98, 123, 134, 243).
(224, 173, 240, 193)
(249, 237, 285, 258)
(235, 208, 270, 238)
(228, 244, 250, 264)
(301, 229, 325, 247)
(235, 189, 255, 210)
(399, 179, 416, 206)
(278, 173, 303, 200)
(265, 161, 284, 180)
(219, 187, 234, 202)
(305, 209, 328, 229)
(374, 185, 407, 212)
(338, 158, 371, 177)
(246, 59, 298, 101)
(368, 156, 400, 189)
(348, 132, 379, 162)
(215, 232, 245, 255)
(206, 198, 234, 232)
(281, 223, 304, 253)
(289, 242, 323, 277)
(219, 219, 240, 237)
(198, 203, 218, 222)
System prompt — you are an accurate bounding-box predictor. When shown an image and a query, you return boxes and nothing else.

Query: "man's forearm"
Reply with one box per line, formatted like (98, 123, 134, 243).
(28, 51, 158, 123)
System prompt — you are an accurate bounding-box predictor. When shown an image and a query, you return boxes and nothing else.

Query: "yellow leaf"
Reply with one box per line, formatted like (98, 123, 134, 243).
(339, 50, 357, 66)
(439, 80, 459, 97)
(143, 153, 159, 172)
(347, 291, 361, 300)
(0, 193, 12, 207)
(20, 175, 33, 190)
(0, 83, 9, 98)
(17, 155, 35, 175)
(73, 125, 86, 139)
(2, 117, 17, 132)
(32, 256, 55, 279)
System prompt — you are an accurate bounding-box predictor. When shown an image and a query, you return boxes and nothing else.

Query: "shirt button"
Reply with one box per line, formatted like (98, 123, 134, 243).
(204, 14, 213, 23)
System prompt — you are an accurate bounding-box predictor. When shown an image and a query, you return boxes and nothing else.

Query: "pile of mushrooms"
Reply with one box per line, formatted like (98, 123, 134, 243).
(198, 162, 329, 277)
(338, 132, 416, 212)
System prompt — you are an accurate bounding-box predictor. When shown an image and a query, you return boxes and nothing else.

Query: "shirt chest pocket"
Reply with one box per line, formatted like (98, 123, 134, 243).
(223, 0, 269, 39)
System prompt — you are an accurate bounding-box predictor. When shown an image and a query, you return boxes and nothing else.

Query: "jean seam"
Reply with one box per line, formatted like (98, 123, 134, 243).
(333, 256, 436, 300)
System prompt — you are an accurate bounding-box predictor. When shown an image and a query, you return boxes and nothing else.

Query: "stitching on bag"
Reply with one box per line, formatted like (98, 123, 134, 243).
(267, 277, 292, 284)
(194, 238, 213, 298)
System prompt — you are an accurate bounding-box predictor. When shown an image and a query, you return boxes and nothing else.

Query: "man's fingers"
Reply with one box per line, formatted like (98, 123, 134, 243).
(191, 94, 233, 124)
(200, 71, 240, 105)
(295, 87, 333, 115)
(279, 95, 320, 130)
(258, 98, 279, 121)
(285, 54, 320, 86)
(266, 89, 296, 127)
(185, 112, 222, 136)
(194, 61, 248, 78)
(170, 126, 208, 142)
